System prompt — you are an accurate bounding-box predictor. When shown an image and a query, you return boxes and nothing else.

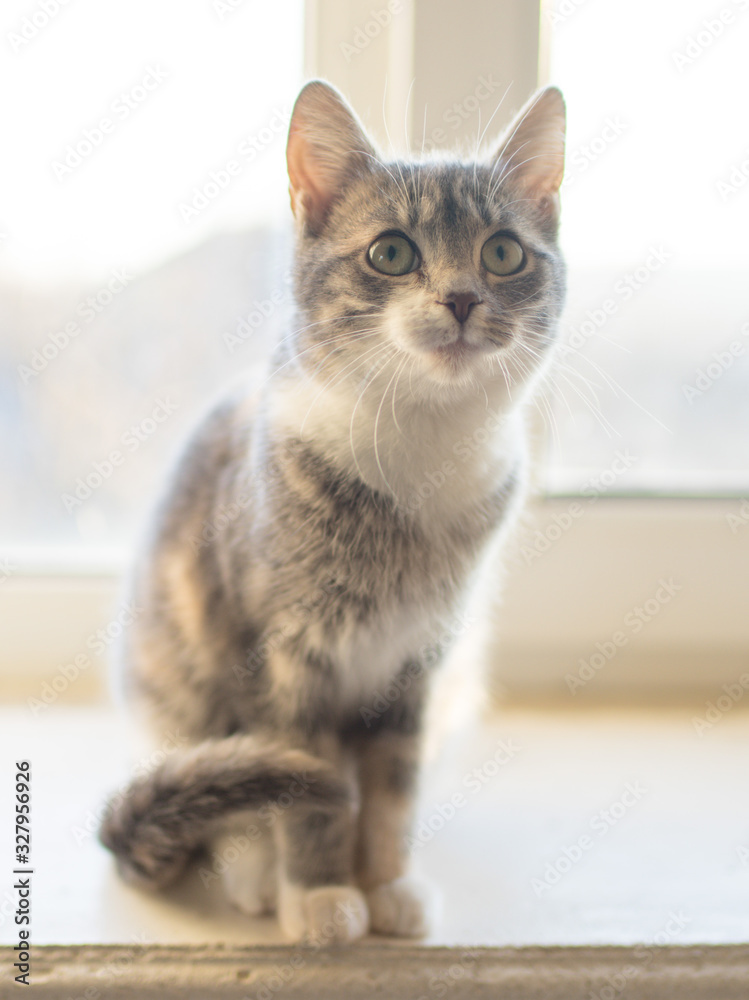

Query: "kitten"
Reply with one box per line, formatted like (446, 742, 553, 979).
(100, 79, 566, 944)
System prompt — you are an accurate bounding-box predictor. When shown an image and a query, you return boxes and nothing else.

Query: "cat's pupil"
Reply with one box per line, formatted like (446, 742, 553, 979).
(387, 244, 397, 261)
(496, 245, 505, 260)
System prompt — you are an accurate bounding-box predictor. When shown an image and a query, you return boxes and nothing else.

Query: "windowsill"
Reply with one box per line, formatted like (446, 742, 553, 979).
(3, 668, 749, 995)
(3, 698, 748, 948)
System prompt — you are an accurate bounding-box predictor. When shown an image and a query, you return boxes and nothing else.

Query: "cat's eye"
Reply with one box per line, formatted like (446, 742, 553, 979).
(367, 234, 418, 276)
(481, 233, 526, 276)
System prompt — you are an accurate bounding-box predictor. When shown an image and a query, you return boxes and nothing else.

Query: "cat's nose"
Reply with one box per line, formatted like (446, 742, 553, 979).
(439, 291, 482, 324)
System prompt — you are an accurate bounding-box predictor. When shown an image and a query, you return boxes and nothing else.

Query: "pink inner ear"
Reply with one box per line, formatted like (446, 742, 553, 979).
(286, 81, 380, 231)
(499, 143, 565, 202)
(287, 126, 337, 229)
(493, 89, 566, 201)
(526, 163, 565, 199)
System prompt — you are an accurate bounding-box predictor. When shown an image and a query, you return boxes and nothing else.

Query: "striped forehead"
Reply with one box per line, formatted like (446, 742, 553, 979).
(418, 166, 496, 224)
(373, 161, 503, 243)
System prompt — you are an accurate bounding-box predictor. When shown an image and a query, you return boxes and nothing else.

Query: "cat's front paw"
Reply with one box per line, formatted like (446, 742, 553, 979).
(222, 852, 277, 916)
(278, 883, 369, 944)
(366, 876, 436, 938)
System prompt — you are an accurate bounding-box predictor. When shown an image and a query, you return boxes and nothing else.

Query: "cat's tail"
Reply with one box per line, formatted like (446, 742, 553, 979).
(99, 734, 348, 889)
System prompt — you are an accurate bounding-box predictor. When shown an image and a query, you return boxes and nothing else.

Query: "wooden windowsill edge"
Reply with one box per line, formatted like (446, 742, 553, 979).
(5, 943, 749, 998)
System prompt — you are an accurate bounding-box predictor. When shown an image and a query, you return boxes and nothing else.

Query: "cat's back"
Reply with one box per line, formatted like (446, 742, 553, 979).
(120, 380, 264, 736)
(150, 380, 260, 551)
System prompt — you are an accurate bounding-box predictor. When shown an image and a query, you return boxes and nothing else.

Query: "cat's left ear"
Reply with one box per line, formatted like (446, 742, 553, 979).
(491, 86, 566, 218)
(287, 80, 378, 234)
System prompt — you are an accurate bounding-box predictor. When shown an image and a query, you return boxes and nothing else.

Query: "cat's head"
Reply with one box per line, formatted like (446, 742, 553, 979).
(285, 80, 565, 402)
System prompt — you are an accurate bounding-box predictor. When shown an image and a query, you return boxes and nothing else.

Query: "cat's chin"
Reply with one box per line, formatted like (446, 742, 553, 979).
(430, 341, 484, 363)
(420, 341, 495, 386)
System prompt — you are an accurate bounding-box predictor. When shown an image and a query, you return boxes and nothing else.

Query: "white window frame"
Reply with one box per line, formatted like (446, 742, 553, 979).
(1, 0, 746, 706)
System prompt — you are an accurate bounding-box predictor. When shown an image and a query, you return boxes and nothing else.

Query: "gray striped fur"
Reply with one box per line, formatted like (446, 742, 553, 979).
(100, 79, 566, 943)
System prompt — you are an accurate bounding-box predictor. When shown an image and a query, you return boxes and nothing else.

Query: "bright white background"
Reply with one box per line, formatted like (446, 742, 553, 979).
(0, 0, 303, 283)
(546, 0, 749, 492)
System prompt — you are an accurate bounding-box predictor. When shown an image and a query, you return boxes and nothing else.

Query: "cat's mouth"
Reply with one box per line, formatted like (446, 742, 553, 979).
(422, 339, 490, 382)
(429, 335, 494, 366)
(431, 340, 481, 362)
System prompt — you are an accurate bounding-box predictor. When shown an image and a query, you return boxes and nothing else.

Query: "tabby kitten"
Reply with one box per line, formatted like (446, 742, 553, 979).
(100, 79, 566, 944)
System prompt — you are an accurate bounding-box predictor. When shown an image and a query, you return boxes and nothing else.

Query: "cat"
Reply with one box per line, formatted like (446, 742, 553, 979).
(99, 78, 566, 945)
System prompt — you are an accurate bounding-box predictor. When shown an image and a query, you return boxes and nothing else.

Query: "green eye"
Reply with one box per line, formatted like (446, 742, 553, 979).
(481, 233, 525, 276)
(368, 234, 418, 275)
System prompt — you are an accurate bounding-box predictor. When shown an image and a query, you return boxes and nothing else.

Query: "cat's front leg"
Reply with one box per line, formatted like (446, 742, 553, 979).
(263, 715, 367, 944)
(354, 720, 437, 938)
(213, 817, 278, 916)
(274, 789, 369, 943)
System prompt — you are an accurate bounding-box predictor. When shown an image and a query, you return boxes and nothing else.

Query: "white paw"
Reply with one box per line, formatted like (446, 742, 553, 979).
(366, 876, 436, 938)
(216, 835, 277, 916)
(278, 882, 369, 944)
(223, 858, 277, 916)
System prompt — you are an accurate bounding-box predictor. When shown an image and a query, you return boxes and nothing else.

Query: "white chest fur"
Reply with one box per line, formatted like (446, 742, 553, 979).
(271, 366, 525, 530)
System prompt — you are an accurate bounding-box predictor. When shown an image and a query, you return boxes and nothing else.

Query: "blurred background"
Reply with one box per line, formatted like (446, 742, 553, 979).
(0, 0, 746, 700)
(1, 0, 747, 554)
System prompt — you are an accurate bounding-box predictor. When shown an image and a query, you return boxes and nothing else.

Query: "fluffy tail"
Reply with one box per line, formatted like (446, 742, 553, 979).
(99, 734, 348, 889)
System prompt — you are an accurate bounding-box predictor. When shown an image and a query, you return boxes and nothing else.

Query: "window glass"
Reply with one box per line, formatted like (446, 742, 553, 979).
(0, 0, 303, 548)
(546, 0, 749, 495)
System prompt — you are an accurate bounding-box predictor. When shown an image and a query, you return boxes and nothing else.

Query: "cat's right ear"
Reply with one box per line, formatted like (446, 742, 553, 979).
(491, 86, 566, 221)
(287, 80, 378, 234)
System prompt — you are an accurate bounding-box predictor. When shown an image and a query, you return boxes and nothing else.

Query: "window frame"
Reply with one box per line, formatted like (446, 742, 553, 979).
(1, 0, 746, 704)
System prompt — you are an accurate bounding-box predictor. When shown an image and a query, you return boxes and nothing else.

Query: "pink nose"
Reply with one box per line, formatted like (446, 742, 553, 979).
(439, 292, 481, 324)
